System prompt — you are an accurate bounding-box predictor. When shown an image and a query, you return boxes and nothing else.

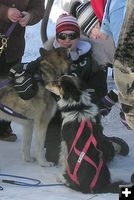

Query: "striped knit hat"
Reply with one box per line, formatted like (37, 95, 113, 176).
(56, 14, 80, 34)
(69, 1, 99, 35)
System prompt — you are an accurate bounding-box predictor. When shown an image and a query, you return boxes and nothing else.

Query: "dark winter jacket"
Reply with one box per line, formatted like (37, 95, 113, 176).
(0, 0, 45, 63)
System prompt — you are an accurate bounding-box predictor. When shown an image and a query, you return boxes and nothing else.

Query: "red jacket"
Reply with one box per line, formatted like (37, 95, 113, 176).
(90, 0, 107, 22)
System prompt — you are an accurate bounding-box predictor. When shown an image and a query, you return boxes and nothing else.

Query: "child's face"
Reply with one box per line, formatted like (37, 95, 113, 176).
(56, 31, 79, 49)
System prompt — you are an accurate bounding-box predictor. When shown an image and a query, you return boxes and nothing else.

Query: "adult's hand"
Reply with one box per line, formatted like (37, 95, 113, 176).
(18, 11, 32, 27)
(90, 22, 108, 40)
(7, 8, 22, 22)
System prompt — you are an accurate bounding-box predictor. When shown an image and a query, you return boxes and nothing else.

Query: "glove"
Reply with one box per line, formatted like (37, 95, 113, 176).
(9, 57, 41, 78)
(99, 90, 118, 116)
(9, 63, 38, 100)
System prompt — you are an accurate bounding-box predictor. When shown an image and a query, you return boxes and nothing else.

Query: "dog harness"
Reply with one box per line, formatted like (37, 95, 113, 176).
(0, 103, 28, 120)
(0, 79, 28, 120)
(66, 119, 103, 192)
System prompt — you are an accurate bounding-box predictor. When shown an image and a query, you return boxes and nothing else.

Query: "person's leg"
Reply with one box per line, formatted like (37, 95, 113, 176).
(114, 52, 134, 131)
(113, 0, 134, 131)
(0, 121, 17, 141)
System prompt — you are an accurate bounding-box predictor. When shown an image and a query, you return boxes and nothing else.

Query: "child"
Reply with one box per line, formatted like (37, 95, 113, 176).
(60, 1, 117, 115)
(101, 0, 134, 131)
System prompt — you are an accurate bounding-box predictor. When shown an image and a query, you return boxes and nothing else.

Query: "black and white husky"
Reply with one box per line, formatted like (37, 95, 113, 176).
(46, 75, 130, 193)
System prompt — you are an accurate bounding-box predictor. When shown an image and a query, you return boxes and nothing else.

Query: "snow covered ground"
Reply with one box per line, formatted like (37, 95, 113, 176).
(0, 1, 134, 200)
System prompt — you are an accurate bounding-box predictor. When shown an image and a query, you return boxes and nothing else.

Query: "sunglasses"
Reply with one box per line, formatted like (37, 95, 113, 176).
(56, 32, 79, 40)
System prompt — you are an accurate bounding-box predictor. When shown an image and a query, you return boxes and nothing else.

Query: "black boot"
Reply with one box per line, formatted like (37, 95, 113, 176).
(0, 121, 17, 142)
(105, 136, 129, 156)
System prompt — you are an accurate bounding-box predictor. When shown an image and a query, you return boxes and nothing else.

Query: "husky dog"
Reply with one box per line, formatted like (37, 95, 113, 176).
(0, 48, 70, 167)
(46, 75, 130, 193)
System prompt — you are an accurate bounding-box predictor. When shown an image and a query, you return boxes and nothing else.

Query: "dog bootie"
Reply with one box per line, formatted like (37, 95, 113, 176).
(107, 136, 129, 156)
(99, 90, 118, 116)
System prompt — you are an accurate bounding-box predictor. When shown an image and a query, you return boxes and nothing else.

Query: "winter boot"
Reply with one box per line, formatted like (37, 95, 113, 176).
(106, 136, 129, 156)
(99, 89, 118, 116)
(0, 121, 17, 142)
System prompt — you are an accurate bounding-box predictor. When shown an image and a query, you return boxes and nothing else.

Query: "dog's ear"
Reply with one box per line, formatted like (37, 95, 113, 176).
(56, 47, 67, 55)
(45, 82, 62, 96)
(61, 76, 81, 102)
(39, 48, 46, 57)
(39, 47, 67, 57)
(39, 47, 51, 57)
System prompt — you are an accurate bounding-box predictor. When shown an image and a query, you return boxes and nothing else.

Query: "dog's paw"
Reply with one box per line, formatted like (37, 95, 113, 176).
(57, 174, 67, 184)
(38, 158, 54, 167)
(23, 155, 36, 163)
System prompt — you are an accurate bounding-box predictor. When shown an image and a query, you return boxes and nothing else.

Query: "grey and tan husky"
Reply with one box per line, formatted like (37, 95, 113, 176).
(0, 48, 70, 166)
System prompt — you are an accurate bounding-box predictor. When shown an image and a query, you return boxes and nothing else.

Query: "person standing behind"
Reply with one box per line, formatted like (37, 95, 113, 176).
(101, 0, 134, 131)
(0, 0, 45, 141)
(100, 0, 126, 47)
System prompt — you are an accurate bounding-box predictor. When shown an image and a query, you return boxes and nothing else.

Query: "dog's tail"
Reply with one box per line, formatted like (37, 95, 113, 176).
(131, 174, 134, 183)
(99, 180, 131, 193)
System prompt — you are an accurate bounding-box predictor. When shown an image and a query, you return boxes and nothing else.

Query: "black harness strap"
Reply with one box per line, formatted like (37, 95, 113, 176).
(0, 103, 28, 120)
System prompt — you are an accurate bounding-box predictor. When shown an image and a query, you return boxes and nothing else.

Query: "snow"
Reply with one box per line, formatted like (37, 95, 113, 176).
(0, 2, 134, 200)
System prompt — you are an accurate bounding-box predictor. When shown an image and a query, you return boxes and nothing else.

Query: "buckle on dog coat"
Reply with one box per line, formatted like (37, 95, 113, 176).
(66, 120, 103, 192)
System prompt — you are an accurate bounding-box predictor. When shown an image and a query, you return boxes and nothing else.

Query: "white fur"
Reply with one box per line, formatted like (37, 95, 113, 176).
(58, 91, 98, 126)
(57, 141, 68, 184)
